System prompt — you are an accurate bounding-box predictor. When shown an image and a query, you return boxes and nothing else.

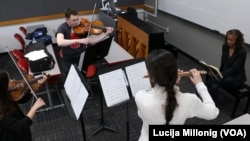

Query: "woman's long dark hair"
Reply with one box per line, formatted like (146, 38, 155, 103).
(146, 49, 178, 124)
(0, 71, 15, 119)
(224, 29, 244, 48)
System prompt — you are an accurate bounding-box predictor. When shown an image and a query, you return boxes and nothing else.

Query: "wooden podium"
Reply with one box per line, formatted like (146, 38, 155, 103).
(117, 14, 165, 58)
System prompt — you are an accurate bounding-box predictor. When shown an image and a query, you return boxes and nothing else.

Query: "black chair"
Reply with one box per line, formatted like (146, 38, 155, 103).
(125, 7, 138, 18)
(222, 84, 250, 118)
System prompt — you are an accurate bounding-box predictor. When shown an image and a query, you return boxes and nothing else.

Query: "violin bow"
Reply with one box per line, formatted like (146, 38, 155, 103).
(6, 47, 38, 99)
(87, 1, 98, 37)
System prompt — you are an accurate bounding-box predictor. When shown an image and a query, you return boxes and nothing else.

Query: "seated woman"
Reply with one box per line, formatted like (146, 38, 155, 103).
(205, 29, 247, 102)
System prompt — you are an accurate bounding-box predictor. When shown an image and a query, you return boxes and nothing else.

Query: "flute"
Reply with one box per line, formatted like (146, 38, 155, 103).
(143, 70, 207, 78)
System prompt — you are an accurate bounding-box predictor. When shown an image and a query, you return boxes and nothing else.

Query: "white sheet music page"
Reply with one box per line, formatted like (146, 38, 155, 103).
(105, 39, 134, 64)
(125, 61, 151, 97)
(24, 50, 48, 61)
(71, 83, 88, 120)
(64, 65, 88, 120)
(99, 69, 130, 107)
(64, 66, 81, 102)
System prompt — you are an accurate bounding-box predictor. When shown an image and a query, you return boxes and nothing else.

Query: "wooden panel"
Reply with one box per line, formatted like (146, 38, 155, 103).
(117, 16, 149, 46)
(117, 16, 149, 58)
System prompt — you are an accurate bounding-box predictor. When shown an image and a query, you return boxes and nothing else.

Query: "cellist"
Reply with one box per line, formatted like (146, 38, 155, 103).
(0, 71, 46, 141)
(56, 8, 114, 74)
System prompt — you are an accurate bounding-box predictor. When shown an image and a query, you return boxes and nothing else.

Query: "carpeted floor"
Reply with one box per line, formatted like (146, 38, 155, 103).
(1, 44, 249, 141)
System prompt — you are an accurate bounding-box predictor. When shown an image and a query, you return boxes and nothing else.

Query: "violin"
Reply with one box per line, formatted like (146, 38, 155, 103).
(73, 18, 117, 35)
(6, 47, 47, 101)
(8, 74, 47, 101)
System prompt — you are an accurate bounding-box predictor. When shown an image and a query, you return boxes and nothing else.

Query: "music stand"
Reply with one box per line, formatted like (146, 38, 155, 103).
(91, 81, 117, 136)
(62, 64, 90, 141)
(97, 58, 150, 140)
(79, 36, 114, 72)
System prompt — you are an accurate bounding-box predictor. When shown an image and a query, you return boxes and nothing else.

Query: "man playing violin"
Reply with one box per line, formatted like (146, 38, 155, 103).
(56, 8, 114, 74)
(0, 71, 46, 141)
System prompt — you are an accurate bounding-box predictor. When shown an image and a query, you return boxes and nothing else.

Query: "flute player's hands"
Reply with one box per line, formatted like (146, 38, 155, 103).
(176, 69, 183, 84)
(188, 69, 203, 85)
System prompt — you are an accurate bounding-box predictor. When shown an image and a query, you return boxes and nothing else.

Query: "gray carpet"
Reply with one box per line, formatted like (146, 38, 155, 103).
(1, 44, 249, 141)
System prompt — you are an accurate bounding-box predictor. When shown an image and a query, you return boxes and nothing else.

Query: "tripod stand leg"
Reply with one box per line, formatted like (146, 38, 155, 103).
(92, 124, 117, 136)
(92, 92, 117, 136)
(80, 114, 87, 141)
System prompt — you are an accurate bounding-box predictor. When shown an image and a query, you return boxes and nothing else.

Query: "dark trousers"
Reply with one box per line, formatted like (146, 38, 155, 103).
(205, 76, 235, 103)
(62, 56, 80, 78)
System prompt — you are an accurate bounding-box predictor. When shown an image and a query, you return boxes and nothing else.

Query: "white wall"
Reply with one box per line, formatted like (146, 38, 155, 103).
(148, 11, 250, 85)
(0, 14, 93, 53)
(158, 0, 250, 44)
(0, 9, 145, 53)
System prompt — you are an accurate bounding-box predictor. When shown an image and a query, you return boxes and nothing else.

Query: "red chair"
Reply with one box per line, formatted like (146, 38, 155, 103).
(59, 49, 96, 78)
(11, 49, 25, 60)
(85, 64, 97, 78)
(17, 58, 29, 74)
(14, 33, 26, 51)
(19, 26, 27, 36)
(85, 64, 97, 99)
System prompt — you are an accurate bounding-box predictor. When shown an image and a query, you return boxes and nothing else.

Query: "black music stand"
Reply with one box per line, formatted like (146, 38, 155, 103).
(77, 36, 116, 136)
(62, 65, 90, 141)
(61, 89, 87, 141)
(79, 36, 114, 72)
(96, 58, 150, 141)
(91, 84, 117, 136)
(124, 75, 133, 141)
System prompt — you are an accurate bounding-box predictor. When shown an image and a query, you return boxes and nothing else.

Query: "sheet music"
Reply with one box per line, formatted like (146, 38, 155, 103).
(125, 61, 151, 97)
(99, 69, 130, 107)
(71, 83, 88, 120)
(64, 65, 88, 120)
(24, 50, 48, 61)
(104, 39, 134, 64)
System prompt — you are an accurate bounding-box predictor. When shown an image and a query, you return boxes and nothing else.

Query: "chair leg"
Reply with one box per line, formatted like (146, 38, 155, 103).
(244, 94, 250, 113)
(56, 85, 64, 105)
(231, 97, 240, 118)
